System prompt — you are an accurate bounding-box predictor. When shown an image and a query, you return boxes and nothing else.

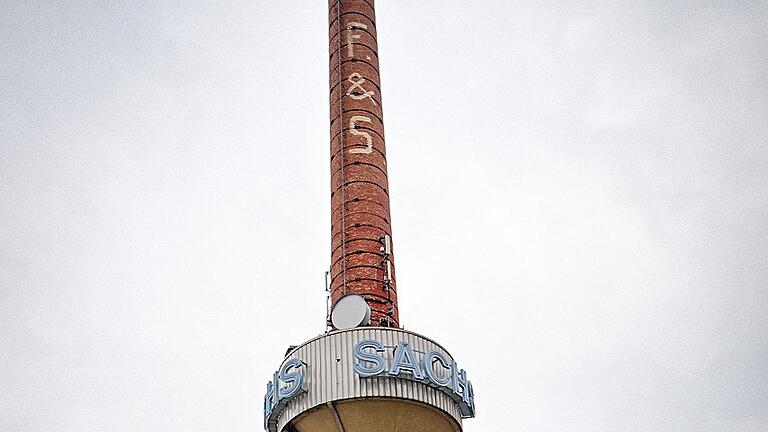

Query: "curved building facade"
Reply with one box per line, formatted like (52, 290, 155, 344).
(264, 328, 475, 432)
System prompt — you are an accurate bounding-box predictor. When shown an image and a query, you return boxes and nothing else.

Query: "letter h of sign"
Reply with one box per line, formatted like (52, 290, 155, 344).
(451, 366, 473, 407)
(263, 371, 278, 429)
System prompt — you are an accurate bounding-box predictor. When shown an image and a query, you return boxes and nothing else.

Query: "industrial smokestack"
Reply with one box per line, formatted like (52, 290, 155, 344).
(263, 4, 476, 429)
(329, 0, 398, 327)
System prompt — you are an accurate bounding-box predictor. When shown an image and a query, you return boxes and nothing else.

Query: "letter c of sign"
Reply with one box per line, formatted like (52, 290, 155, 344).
(422, 351, 452, 387)
(353, 339, 386, 377)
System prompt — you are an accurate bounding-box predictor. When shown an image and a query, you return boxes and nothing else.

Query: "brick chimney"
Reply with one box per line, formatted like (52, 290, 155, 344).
(329, 0, 398, 327)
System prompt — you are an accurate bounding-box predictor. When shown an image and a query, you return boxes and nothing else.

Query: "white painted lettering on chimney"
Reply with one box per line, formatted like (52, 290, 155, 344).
(348, 115, 373, 154)
(346, 22, 368, 58)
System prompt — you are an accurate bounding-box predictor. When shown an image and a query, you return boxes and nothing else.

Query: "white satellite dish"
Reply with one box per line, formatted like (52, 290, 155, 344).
(331, 295, 371, 329)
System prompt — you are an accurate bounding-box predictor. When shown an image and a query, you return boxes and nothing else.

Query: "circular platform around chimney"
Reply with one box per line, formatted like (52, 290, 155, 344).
(263, 328, 475, 432)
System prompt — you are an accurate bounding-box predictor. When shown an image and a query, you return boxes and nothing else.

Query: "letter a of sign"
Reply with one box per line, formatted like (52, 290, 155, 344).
(388, 341, 424, 379)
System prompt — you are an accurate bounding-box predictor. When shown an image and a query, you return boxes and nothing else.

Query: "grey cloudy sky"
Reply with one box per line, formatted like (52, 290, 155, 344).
(1, 1, 767, 431)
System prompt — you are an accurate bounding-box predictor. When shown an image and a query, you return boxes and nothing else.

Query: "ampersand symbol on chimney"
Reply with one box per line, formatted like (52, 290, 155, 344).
(346, 73, 378, 106)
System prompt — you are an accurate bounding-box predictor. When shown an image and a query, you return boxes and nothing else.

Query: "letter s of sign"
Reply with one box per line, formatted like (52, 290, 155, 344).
(348, 115, 373, 154)
(353, 339, 386, 377)
(278, 358, 305, 399)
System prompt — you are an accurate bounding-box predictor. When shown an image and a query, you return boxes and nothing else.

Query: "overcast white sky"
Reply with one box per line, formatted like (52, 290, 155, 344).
(2, 1, 767, 431)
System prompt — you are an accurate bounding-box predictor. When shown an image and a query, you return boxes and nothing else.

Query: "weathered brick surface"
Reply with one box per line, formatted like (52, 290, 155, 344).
(328, 0, 377, 22)
(328, 0, 398, 327)
(331, 165, 389, 193)
(332, 188, 390, 222)
(331, 195, 391, 224)
(329, 61, 381, 90)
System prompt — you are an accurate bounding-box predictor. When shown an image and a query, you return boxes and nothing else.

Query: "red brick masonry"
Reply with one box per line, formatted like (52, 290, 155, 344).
(329, 0, 399, 327)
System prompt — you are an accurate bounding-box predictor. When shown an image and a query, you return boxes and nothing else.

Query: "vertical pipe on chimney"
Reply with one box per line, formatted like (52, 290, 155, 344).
(329, 0, 399, 327)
